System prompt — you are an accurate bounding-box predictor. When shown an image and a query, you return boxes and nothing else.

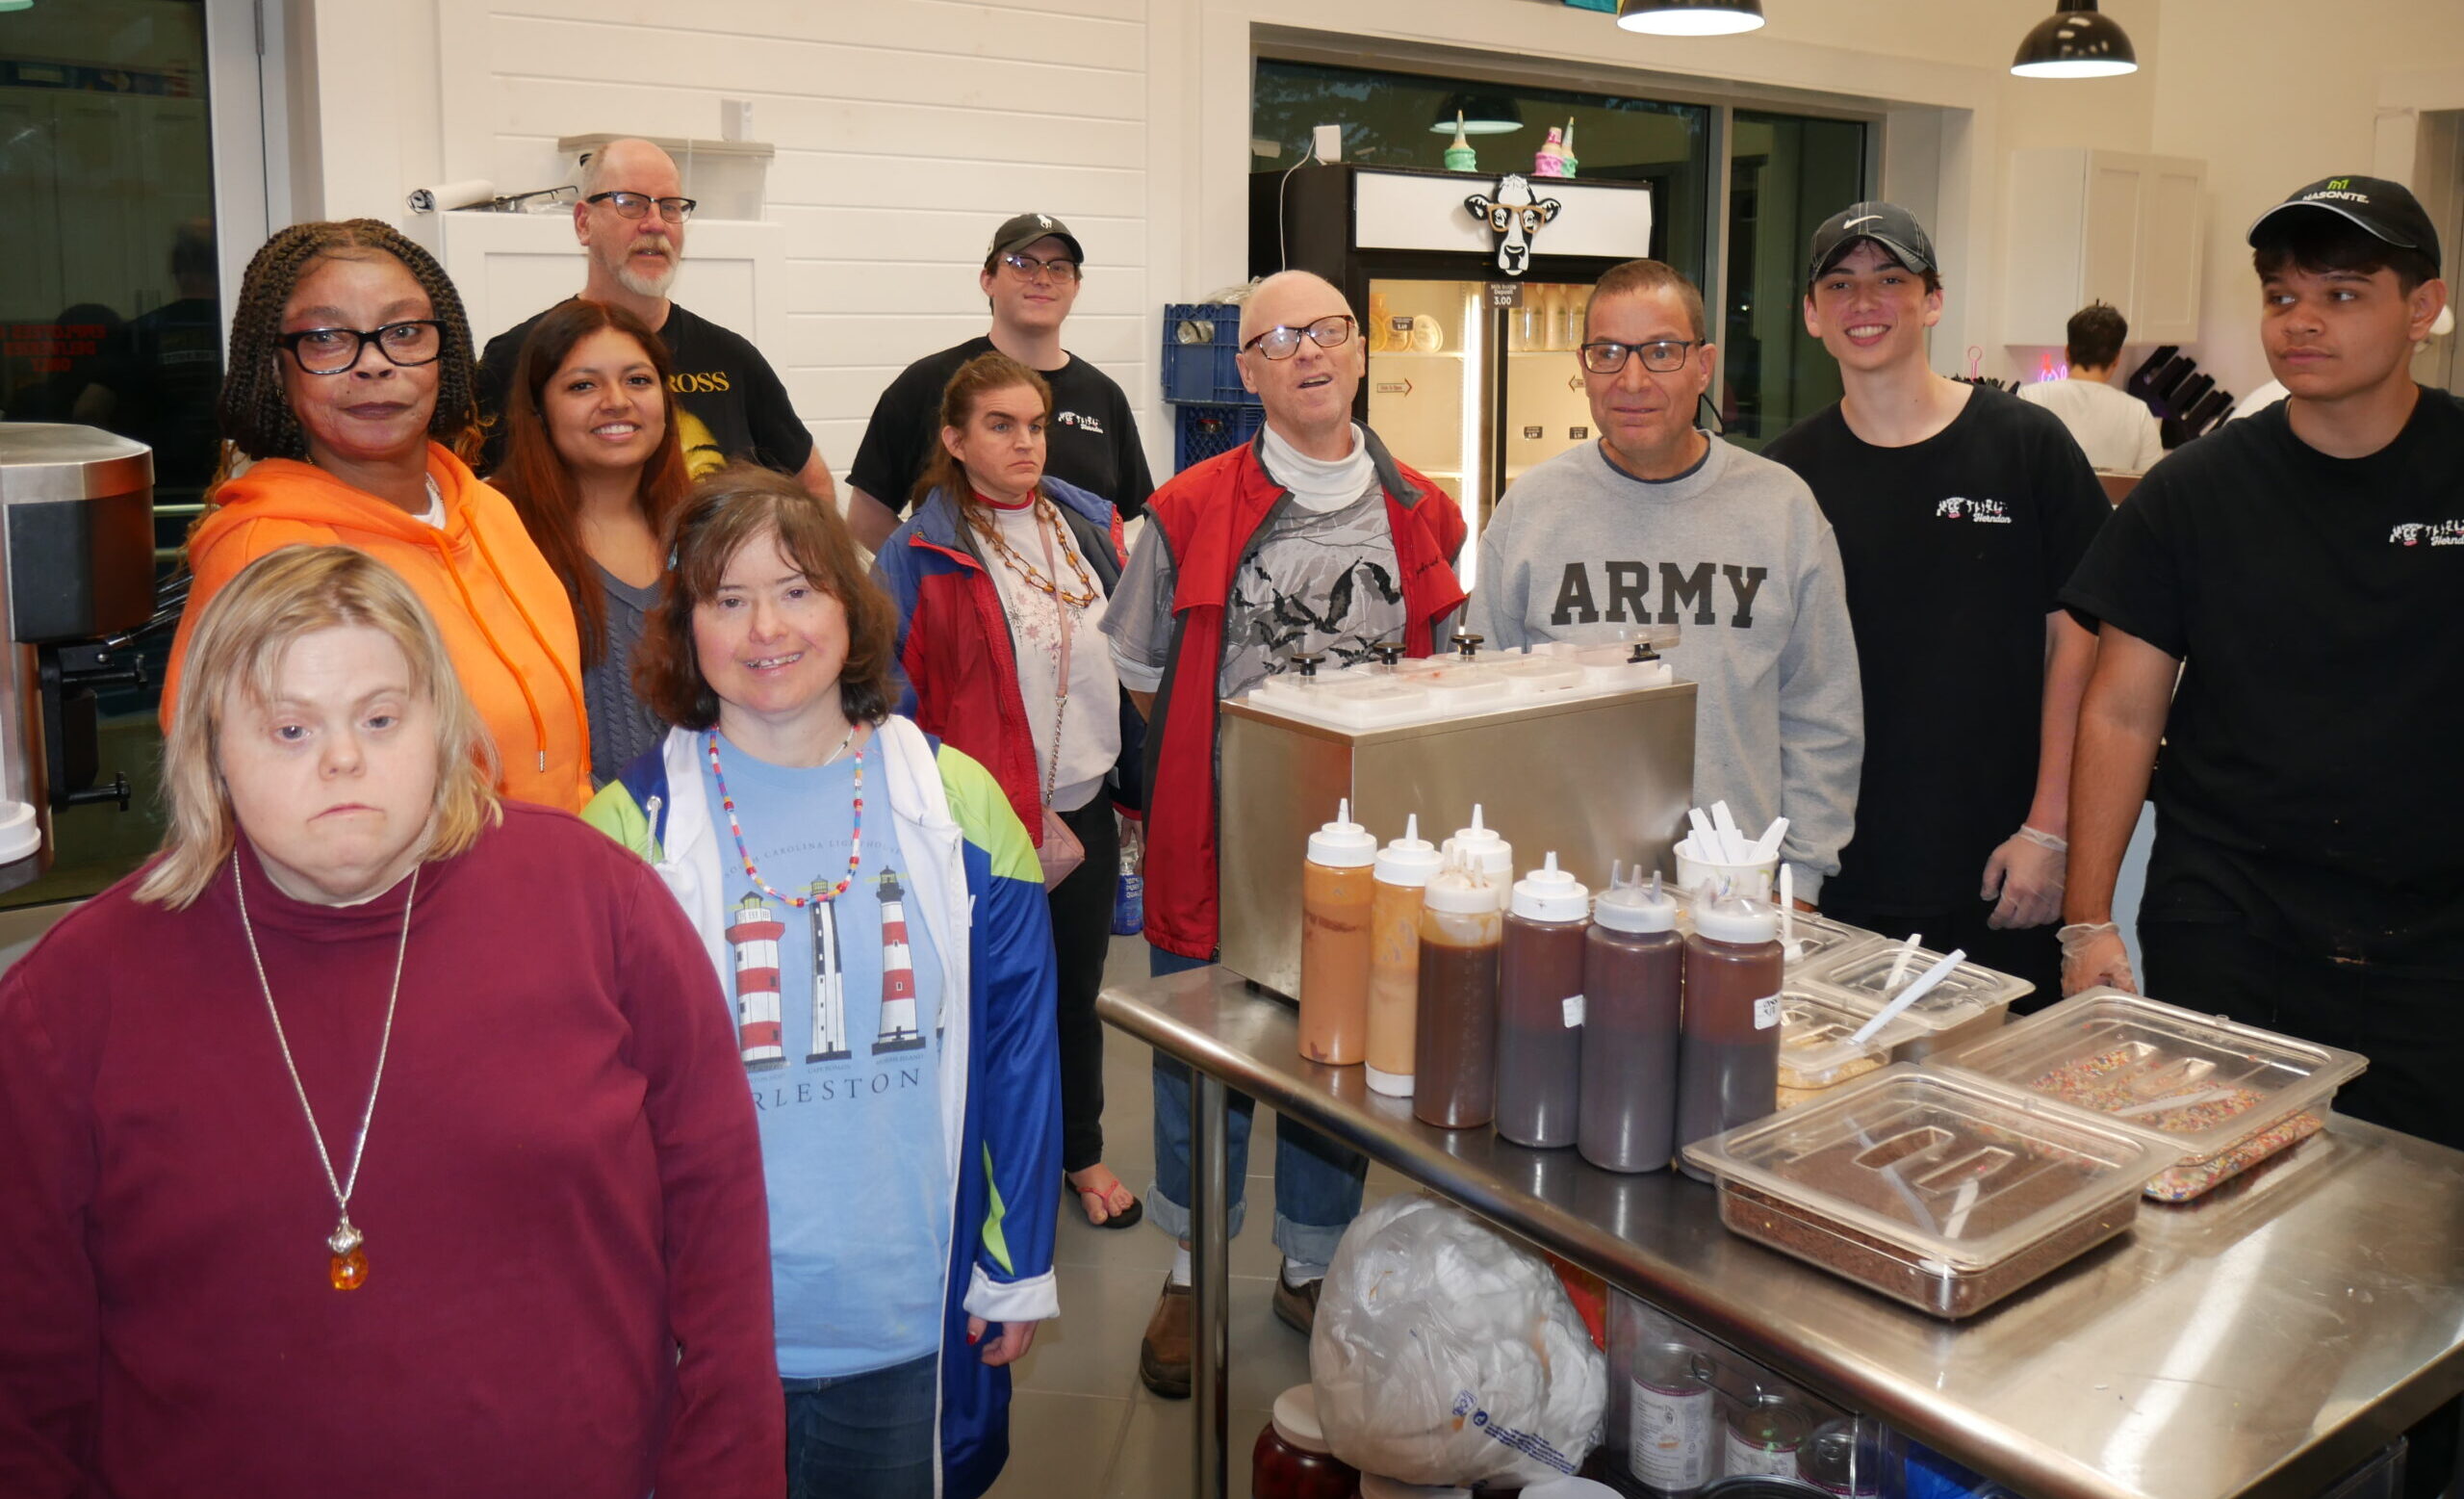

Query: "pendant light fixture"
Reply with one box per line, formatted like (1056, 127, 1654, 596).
(1615, 0, 1765, 36)
(2011, 1, 2138, 78)
(1429, 92, 1525, 136)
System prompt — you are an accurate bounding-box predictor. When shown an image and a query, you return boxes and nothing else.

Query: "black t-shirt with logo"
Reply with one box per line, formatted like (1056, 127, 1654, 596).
(2062, 389, 2464, 969)
(1764, 384, 2109, 911)
(847, 335, 1153, 519)
(475, 300, 815, 480)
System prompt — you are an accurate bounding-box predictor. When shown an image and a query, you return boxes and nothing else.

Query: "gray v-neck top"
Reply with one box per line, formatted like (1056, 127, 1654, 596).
(583, 562, 670, 787)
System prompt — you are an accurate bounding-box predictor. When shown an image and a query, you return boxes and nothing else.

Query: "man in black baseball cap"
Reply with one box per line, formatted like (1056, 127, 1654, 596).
(845, 210, 1152, 552)
(1765, 198, 2109, 1002)
(2062, 169, 2459, 1163)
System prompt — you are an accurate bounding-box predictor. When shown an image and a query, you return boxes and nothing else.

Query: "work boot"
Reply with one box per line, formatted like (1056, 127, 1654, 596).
(1139, 1278, 1193, 1399)
(1271, 1260, 1322, 1337)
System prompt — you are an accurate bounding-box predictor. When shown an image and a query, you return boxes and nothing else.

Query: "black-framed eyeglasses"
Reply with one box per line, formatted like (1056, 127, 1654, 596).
(998, 250, 1080, 281)
(1579, 339, 1704, 375)
(276, 321, 446, 375)
(584, 191, 697, 223)
(1241, 314, 1356, 360)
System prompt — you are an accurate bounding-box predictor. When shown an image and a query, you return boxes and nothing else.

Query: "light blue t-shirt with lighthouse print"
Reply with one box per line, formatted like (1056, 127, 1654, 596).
(698, 731, 950, 1379)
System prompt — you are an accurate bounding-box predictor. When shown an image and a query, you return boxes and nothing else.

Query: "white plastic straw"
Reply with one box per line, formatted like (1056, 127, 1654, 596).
(1850, 946, 1968, 1046)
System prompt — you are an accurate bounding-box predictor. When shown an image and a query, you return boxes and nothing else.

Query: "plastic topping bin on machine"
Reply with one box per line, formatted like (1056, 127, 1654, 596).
(1929, 989, 2368, 1203)
(1786, 943, 2035, 1062)
(1681, 1066, 2182, 1318)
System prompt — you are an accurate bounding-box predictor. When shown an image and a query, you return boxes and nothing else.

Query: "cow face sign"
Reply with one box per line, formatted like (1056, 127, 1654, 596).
(1465, 174, 1562, 276)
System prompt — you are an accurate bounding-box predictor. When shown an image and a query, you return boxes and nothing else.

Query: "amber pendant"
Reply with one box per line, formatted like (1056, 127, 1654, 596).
(327, 1217, 368, 1291)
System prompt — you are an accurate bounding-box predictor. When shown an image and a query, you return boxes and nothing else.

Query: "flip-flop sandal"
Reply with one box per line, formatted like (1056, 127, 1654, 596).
(1066, 1170, 1144, 1230)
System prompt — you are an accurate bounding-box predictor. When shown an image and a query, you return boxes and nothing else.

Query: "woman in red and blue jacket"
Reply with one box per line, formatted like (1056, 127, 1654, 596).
(873, 350, 1147, 1233)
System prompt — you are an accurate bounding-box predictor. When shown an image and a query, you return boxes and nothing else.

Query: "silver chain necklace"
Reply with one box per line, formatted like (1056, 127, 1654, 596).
(232, 849, 420, 1291)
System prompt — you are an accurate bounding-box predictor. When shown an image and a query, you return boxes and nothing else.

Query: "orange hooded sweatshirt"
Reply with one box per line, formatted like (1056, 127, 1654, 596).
(163, 444, 594, 813)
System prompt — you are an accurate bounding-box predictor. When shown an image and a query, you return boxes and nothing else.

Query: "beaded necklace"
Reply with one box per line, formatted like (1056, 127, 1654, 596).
(707, 728, 863, 906)
(969, 496, 1097, 607)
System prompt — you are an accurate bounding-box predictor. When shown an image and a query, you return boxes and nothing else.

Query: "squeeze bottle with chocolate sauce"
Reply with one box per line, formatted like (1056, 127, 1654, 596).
(1579, 866, 1682, 1173)
(1298, 798, 1376, 1065)
(1412, 847, 1503, 1129)
(1441, 804, 1513, 887)
(1675, 889, 1783, 1181)
(1495, 852, 1591, 1149)
(1367, 815, 1443, 1097)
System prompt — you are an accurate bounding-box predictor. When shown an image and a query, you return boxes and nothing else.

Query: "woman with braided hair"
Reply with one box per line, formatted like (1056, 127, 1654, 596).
(162, 219, 593, 812)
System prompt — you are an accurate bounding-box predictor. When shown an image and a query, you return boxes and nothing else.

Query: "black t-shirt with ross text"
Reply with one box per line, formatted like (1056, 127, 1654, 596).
(475, 300, 815, 480)
(1764, 384, 2109, 911)
(846, 336, 1153, 519)
(2061, 389, 2464, 970)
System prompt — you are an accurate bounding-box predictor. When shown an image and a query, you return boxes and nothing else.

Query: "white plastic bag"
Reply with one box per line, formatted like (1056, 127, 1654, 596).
(1310, 1193, 1606, 1487)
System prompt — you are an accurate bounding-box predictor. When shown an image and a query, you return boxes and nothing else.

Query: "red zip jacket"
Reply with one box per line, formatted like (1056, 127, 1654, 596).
(1138, 429, 1466, 959)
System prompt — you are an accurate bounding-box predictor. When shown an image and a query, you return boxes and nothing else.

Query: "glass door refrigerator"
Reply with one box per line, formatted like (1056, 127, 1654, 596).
(1251, 164, 1658, 588)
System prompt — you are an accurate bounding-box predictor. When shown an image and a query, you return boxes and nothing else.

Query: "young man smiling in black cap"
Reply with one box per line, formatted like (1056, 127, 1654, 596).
(2061, 176, 2461, 1154)
(1763, 203, 2109, 1002)
(845, 213, 1153, 552)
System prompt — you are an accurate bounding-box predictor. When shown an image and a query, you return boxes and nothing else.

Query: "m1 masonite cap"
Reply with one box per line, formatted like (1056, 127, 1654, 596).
(2247, 176, 2443, 266)
(988, 211, 1085, 264)
(1806, 201, 1938, 285)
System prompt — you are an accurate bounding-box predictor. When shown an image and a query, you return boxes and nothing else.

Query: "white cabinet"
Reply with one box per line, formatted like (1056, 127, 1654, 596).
(2003, 149, 2206, 347)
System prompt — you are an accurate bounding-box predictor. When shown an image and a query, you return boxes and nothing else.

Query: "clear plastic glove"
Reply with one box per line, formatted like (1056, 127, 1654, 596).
(2058, 921, 2137, 996)
(1981, 825, 2066, 930)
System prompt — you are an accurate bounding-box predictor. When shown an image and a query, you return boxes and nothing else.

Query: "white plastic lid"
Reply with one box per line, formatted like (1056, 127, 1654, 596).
(1692, 891, 1779, 945)
(1511, 851, 1590, 922)
(1270, 1384, 1333, 1456)
(1443, 805, 1513, 879)
(0, 800, 38, 865)
(1374, 814, 1444, 886)
(1521, 1481, 1623, 1499)
(1593, 864, 1678, 934)
(1306, 798, 1376, 867)
(1420, 848, 1502, 915)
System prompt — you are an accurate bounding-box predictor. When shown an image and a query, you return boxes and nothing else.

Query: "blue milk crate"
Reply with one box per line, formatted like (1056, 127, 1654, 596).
(1161, 303, 1260, 406)
(1172, 402, 1266, 473)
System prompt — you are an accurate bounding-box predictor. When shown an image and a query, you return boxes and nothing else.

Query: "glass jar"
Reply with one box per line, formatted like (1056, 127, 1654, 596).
(1252, 1385, 1359, 1499)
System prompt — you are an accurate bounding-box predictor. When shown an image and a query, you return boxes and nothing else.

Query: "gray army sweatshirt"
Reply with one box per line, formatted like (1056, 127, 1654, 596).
(1466, 435, 1863, 902)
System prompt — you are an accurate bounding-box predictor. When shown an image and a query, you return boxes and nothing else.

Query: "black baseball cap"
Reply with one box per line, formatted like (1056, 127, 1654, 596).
(988, 212, 1085, 264)
(1806, 201, 1938, 286)
(2247, 176, 2442, 267)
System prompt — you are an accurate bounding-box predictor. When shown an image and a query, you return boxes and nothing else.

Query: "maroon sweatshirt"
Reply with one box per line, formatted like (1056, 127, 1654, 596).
(0, 803, 783, 1498)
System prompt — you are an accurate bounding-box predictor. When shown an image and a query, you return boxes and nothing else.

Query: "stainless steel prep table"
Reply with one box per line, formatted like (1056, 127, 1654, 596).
(1098, 965, 2464, 1499)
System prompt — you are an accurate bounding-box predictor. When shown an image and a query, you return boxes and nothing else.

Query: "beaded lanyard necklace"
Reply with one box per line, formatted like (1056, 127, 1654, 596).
(706, 727, 863, 906)
(970, 497, 1098, 607)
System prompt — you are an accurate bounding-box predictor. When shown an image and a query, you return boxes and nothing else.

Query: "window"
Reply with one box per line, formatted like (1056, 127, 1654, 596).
(1723, 111, 1871, 449)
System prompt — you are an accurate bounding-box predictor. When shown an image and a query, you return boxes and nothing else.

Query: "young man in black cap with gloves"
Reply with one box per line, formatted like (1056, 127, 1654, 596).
(845, 212, 1153, 550)
(2061, 176, 2461, 1153)
(1763, 203, 2109, 1002)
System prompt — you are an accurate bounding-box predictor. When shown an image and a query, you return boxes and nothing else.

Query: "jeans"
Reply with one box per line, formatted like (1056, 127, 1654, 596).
(1145, 944, 1367, 1269)
(1047, 798, 1122, 1173)
(783, 1353, 937, 1499)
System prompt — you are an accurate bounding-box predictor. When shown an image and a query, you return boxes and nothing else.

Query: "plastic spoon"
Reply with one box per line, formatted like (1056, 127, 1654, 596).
(1886, 932, 1925, 990)
(1779, 865, 1800, 961)
(1850, 946, 1968, 1047)
(1710, 801, 1746, 863)
(2114, 1086, 2242, 1121)
(1755, 815, 1790, 863)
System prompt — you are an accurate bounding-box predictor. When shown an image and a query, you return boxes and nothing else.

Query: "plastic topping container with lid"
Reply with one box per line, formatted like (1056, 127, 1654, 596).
(1930, 988, 2367, 1202)
(1793, 943, 2032, 1061)
(1774, 988, 1923, 1109)
(1681, 1065, 2182, 1318)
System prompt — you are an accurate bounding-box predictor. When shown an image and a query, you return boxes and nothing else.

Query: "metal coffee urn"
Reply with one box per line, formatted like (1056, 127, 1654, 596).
(0, 425, 160, 892)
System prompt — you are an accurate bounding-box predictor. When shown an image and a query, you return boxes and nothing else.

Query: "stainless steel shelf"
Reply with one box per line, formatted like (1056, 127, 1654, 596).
(1099, 965, 2464, 1499)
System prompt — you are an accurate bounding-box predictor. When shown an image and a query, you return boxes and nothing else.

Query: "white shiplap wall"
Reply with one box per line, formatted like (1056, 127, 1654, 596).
(458, 0, 1160, 478)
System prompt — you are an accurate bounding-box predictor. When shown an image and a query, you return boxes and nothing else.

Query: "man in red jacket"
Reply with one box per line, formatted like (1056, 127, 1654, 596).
(1101, 270, 1467, 1397)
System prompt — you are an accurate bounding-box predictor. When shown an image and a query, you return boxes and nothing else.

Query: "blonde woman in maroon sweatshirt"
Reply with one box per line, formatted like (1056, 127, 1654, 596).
(0, 546, 781, 1499)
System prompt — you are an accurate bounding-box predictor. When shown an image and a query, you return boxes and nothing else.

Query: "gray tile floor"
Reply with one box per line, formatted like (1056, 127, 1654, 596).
(985, 934, 1406, 1499)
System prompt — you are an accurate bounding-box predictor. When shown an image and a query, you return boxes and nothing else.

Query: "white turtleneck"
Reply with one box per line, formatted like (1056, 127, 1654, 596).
(1260, 421, 1374, 513)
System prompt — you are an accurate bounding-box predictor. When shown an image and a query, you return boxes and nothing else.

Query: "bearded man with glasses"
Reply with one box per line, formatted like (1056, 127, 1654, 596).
(1466, 257, 1864, 914)
(1099, 270, 1466, 1397)
(845, 213, 1153, 553)
(475, 138, 836, 503)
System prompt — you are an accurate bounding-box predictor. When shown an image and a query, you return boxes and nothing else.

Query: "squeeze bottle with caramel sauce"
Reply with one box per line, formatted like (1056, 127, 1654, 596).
(1579, 866, 1682, 1173)
(1298, 799, 1376, 1065)
(1495, 852, 1591, 1149)
(1413, 847, 1503, 1129)
(1366, 815, 1443, 1098)
(1675, 891, 1783, 1181)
